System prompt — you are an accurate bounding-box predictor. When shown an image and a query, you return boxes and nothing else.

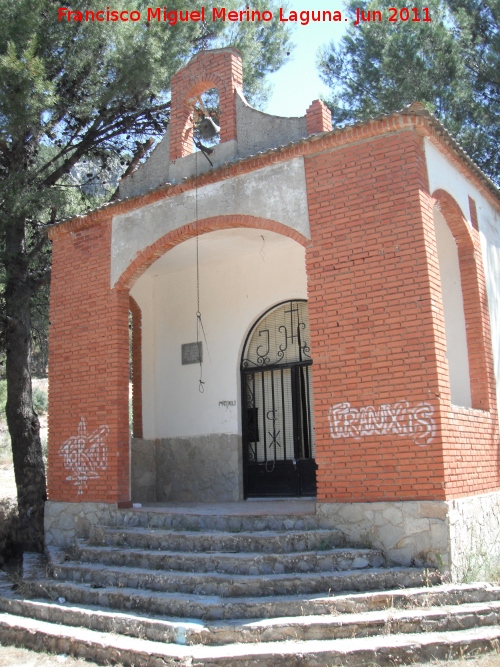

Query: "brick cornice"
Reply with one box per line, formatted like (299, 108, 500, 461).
(48, 109, 500, 240)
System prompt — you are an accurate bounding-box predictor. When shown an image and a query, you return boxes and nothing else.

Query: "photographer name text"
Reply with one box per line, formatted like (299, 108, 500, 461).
(57, 6, 432, 25)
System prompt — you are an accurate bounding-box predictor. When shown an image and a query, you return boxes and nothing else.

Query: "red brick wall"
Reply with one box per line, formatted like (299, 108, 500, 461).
(305, 129, 499, 503)
(306, 100, 332, 135)
(305, 130, 444, 502)
(48, 219, 130, 503)
(47, 110, 499, 506)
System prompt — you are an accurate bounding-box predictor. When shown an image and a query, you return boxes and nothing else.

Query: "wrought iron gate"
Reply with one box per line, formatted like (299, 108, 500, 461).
(241, 300, 317, 497)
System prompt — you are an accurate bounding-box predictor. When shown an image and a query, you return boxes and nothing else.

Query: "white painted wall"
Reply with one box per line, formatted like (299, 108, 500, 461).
(130, 228, 308, 439)
(425, 139, 500, 419)
(433, 208, 472, 407)
(112, 158, 310, 286)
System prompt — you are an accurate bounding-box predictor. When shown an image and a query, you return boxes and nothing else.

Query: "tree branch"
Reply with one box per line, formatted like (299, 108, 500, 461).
(39, 102, 171, 185)
(26, 233, 50, 263)
(30, 268, 51, 290)
(109, 138, 154, 201)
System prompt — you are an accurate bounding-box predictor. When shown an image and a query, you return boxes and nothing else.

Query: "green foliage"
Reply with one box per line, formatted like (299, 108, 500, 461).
(219, 0, 293, 107)
(32, 386, 47, 415)
(0, 0, 294, 324)
(30, 284, 49, 378)
(0, 380, 6, 418)
(318, 0, 500, 185)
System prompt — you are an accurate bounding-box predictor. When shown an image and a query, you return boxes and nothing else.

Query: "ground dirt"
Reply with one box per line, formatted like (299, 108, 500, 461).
(0, 645, 113, 666)
(0, 647, 500, 667)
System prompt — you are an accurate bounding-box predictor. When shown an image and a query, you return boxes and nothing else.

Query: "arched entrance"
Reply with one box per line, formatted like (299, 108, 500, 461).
(241, 300, 317, 498)
(128, 228, 309, 503)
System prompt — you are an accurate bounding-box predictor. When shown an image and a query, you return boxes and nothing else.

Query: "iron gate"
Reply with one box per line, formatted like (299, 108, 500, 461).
(241, 300, 317, 497)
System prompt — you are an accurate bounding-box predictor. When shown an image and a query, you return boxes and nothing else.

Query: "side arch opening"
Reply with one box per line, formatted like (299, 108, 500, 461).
(433, 206, 472, 407)
(432, 190, 492, 410)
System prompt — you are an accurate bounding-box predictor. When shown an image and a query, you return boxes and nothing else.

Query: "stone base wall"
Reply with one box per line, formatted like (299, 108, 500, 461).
(131, 438, 157, 503)
(317, 490, 500, 580)
(44, 501, 118, 548)
(131, 435, 243, 504)
(45, 490, 500, 581)
(316, 501, 449, 570)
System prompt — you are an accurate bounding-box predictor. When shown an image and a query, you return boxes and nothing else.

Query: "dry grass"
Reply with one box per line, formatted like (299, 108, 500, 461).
(0, 645, 119, 666)
(0, 647, 499, 667)
(412, 656, 500, 667)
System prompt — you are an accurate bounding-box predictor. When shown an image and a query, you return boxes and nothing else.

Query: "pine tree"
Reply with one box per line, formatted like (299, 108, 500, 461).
(318, 0, 500, 184)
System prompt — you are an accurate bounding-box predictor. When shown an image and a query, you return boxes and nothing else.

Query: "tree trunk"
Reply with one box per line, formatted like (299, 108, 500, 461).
(4, 219, 46, 553)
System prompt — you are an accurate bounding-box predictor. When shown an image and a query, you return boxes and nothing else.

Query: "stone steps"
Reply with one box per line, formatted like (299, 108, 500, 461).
(106, 507, 325, 533)
(2, 609, 500, 666)
(3, 506, 499, 665)
(50, 558, 430, 598)
(94, 526, 346, 553)
(3, 589, 500, 646)
(74, 543, 385, 575)
(19, 579, 500, 621)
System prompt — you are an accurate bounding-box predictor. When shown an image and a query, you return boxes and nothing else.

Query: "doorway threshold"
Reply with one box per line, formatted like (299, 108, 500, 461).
(134, 499, 316, 516)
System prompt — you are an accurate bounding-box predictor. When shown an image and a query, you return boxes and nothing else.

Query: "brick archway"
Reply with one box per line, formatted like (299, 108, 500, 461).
(432, 188, 494, 411)
(115, 214, 309, 292)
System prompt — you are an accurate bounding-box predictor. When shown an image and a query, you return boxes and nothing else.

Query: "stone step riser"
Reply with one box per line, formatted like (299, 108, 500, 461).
(28, 578, 248, 620)
(107, 511, 329, 533)
(0, 596, 178, 645)
(22, 580, 500, 621)
(2, 613, 500, 667)
(95, 528, 346, 554)
(50, 563, 432, 598)
(75, 545, 385, 575)
(3, 595, 500, 646)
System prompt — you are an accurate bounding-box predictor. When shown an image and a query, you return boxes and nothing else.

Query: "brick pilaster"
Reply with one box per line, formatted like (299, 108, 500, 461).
(306, 100, 332, 135)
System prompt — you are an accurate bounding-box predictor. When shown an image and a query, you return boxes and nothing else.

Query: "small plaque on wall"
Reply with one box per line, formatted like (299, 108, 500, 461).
(182, 342, 203, 365)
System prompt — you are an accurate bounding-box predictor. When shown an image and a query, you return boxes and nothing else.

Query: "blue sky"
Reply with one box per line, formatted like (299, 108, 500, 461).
(265, 2, 349, 116)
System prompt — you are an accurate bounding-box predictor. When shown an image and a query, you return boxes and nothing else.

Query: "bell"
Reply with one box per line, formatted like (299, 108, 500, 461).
(198, 116, 220, 141)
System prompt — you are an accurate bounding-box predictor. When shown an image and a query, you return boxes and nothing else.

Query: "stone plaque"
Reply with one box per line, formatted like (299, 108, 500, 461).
(182, 342, 203, 365)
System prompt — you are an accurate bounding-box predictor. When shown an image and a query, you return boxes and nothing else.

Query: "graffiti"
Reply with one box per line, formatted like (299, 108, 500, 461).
(59, 417, 109, 495)
(328, 401, 436, 446)
(219, 400, 236, 407)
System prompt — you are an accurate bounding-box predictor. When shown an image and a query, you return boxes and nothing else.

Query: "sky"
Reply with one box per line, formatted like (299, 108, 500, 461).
(264, 1, 349, 117)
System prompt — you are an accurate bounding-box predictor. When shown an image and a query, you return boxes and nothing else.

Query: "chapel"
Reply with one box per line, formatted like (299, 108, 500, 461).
(46, 47, 500, 572)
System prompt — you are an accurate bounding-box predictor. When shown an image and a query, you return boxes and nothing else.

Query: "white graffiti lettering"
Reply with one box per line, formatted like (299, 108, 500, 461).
(59, 417, 109, 495)
(328, 401, 436, 446)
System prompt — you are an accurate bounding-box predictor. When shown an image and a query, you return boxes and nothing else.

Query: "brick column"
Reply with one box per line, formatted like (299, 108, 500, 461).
(129, 296, 143, 439)
(48, 219, 130, 504)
